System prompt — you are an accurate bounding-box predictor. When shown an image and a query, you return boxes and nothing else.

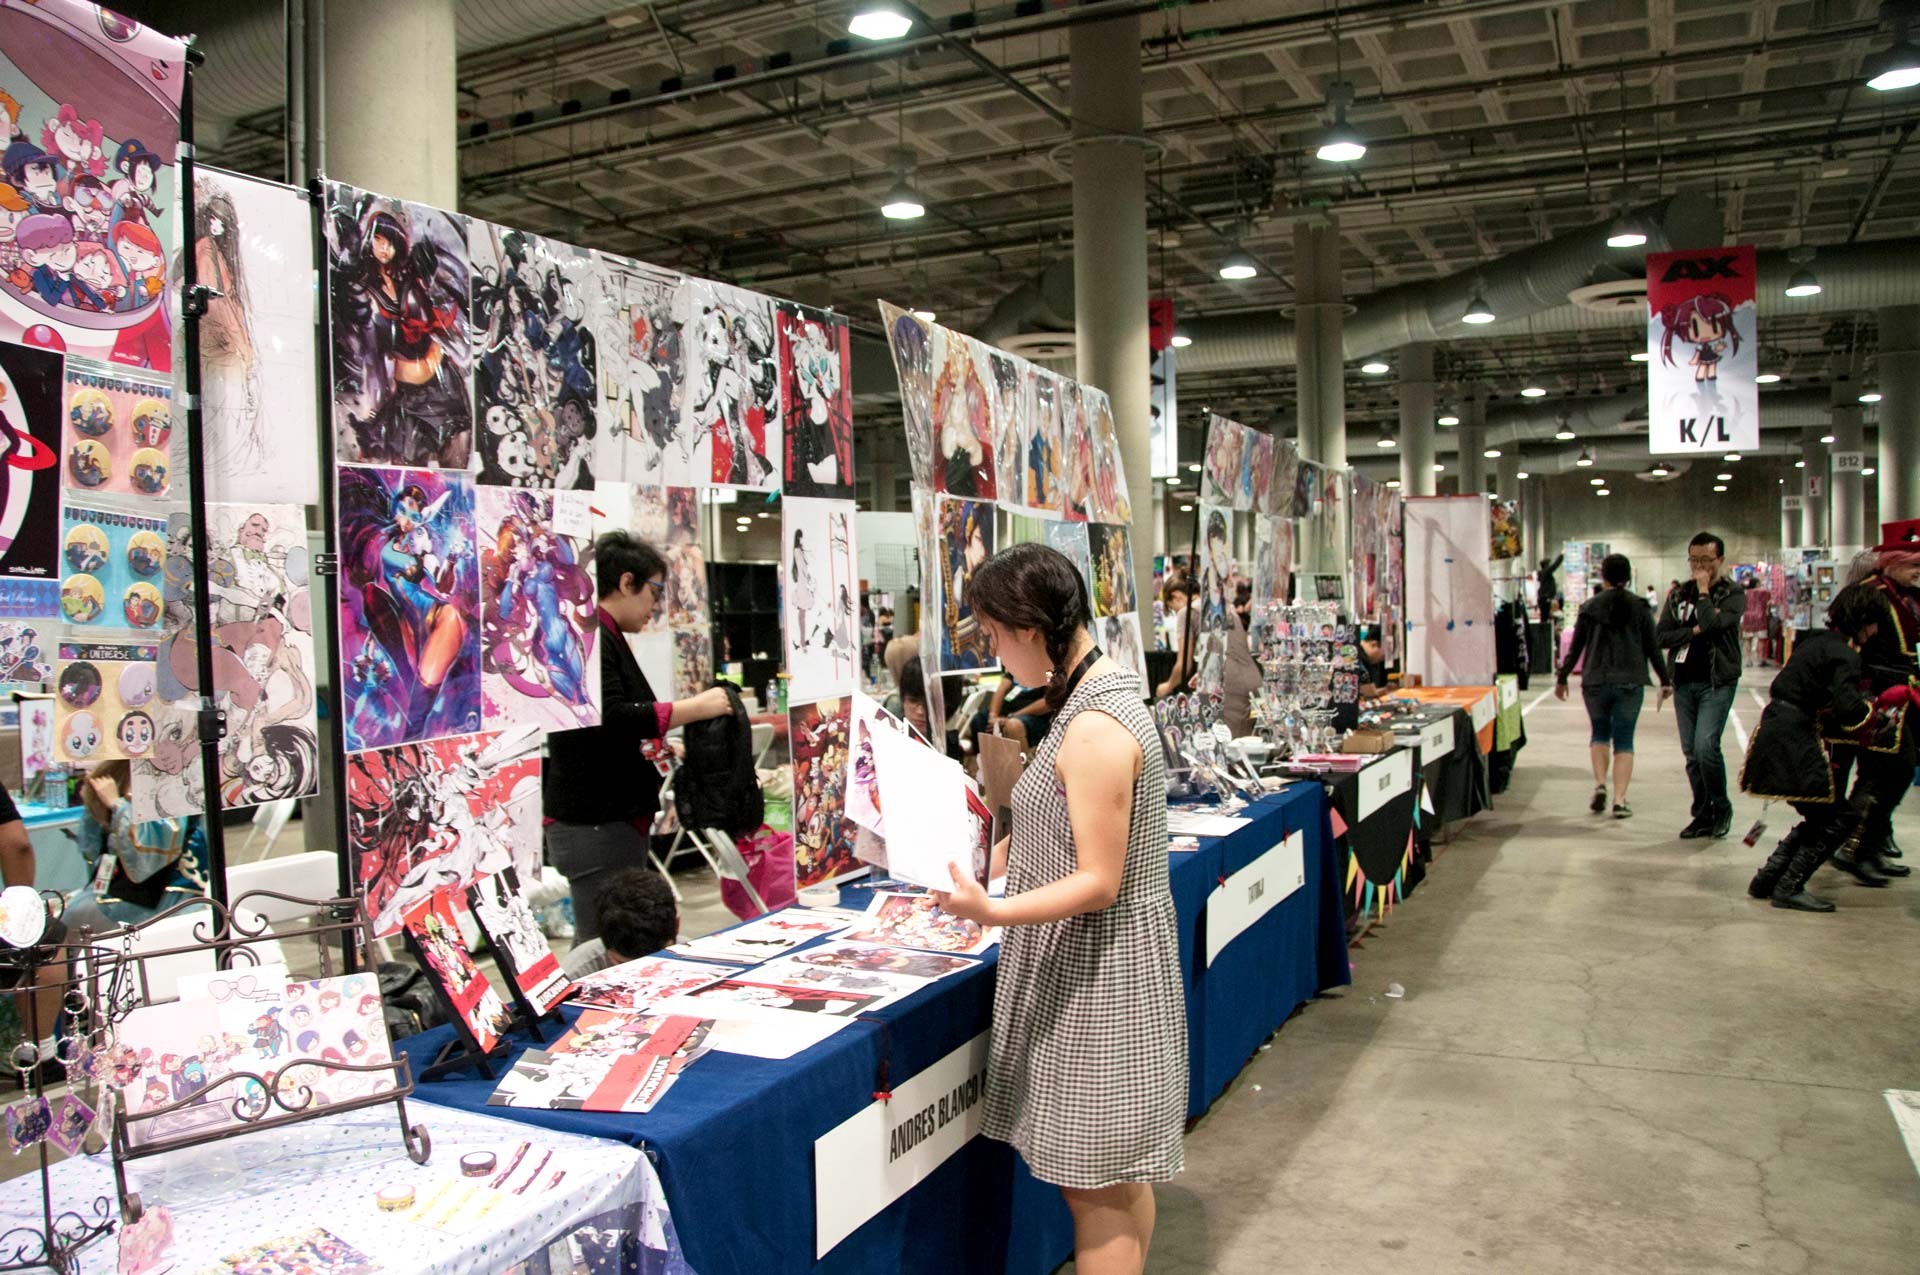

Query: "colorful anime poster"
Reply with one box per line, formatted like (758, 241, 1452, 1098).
(469, 220, 597, 489)
(1252, 515, 1294, 607)
(59, 502, 164, 630)
(128, 698, 198, 820)
(323, 181, 473, 469)
(1647, 244, 1759, 454)
(1043, 519, 1096, 607)
(270, 973, 399, 1106)
(488, 1010, 711, 1113)
(878, 300, 936, 490)
(845, 891, 998, 956)
(678, 280, 780, 490)
(1085, 388, 1132, 524)
(1272, 437, 1300, 520)
(195, 167, 322, 505)
(199, 1228, 384, 1275)
(0, 1, 186, 370)
(929, 327, 994, 500)
(676, 977, 891, 1018)
(777, 303, 854, 499)
(0, 620, 50, 684)
(845, 690, 906, 837)
(566, 956, 736, 1012)
(1087, 523, 1137, 620)
(790, 696, 859, 889)
(1292, 458, 1319, 519)
(782, 496, 858, 703)
(467, 867, 572, 1017)
(60, 357, 171, 500)
(935, 494, 995, 673)
(347, 725, 543, 937)
(1202, 415, 1246, 510)
(673, 628, 713, 700)
(53, 639, 154, 763)
(0, 341, 61, 618)
(476, 487, 600, 734)
(591, 256, 684, 488)
(336, 465, 480, 752)
(1248, 431, 1276, 516)
(1194, 503, 1235, 696)
(402, 887, 513, 1053)
(1060, 381, 1094, 522)
(780, 939, 975, 980)
(1020, 364, 1065, 515)
(987, 346, 1023, 509)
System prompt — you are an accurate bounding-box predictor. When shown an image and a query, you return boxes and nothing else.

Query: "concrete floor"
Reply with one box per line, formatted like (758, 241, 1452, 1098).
(1136, 669, 1920, 1275)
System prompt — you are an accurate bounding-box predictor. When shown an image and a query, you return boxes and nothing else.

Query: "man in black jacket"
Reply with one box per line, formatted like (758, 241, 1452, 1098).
(1657, 531, 1746, 839)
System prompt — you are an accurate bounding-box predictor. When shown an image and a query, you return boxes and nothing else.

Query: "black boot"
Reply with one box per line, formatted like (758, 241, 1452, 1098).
(1830, 846, 1893, 886)
(1748, 826, 1804, 899)
(1771, 833, 1838, 912)
(1856, 829, 1911, 878)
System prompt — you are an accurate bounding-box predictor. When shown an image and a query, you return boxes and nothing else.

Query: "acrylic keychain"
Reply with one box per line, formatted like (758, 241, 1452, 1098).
(48, 989, 98, 1156)
(4, 1043, 51, 1153)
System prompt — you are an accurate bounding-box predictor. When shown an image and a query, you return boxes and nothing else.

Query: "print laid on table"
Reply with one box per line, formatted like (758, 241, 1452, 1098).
(60, 502, 164, 629)
(466, 867, 573, 1017)
(590, 255, 684, 488)
(197, 1227, 384, 1275)
(54, 639, 153, 762)
(782, 496, 858, 703)
(678, 279, 781, 489)
(565, 956, 736, 1012)
(780, 939, 977, 980)
(476, 486, 600, 734)
(844, 891, 1000, 956)
(876, 301, 936, 489)
(777, 302, 854, 499)
(669, 907, 851, 964)
(790, 696, 860, 889)
(487, 1010, 711, 1113)
(0, 342, 60, 618)
(402, 887, 513, 1054)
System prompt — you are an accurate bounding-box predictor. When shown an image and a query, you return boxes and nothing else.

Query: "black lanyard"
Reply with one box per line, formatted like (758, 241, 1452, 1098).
(1059, 644, 1103, 702)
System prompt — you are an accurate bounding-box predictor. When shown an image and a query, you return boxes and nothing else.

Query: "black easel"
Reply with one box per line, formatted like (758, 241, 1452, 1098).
(400, 927, 512, 1081)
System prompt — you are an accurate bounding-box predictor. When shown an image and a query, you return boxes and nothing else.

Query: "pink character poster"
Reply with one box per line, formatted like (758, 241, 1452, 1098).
(476, 487, 600, 734)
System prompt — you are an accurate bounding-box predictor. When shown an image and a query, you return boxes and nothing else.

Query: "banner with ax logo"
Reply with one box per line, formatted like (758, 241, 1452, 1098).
(1646, 245, 1759, 454)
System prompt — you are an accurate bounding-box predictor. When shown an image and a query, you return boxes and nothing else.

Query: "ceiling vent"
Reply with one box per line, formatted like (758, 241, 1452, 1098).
(1568, 277, 1648, 314)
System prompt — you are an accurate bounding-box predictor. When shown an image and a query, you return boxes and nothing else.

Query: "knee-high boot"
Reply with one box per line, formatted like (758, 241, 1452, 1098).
(1748, 825, 1804, 899)
(1772, 829, 1838, 913)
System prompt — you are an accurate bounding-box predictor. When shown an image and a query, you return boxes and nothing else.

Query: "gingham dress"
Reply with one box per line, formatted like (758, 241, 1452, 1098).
(980, 667, 1187, 1188)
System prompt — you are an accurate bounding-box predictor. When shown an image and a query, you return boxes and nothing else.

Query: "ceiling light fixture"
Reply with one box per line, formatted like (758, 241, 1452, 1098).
(1385, 478, 1402, 488)
(1516, 470, 1530, 480)
(1606, 207, 1649, 249)
(1483, 447, 1502, 458)
(1375, 425, 1397, 449)
(880, 177, 925, 220)
(1864, 466, 1878, 476)
(1433, 462, 1446, 473)
(1361, 359, 1391, 375)
(1462, 287, 1496, 325)
(1313, 69, 1366, 162)
(1438, 413, 1461, 427)
(848, 1, 913, 41)
(1859, 389, 1884, 403)
(1717, 472, 1733, 481)
(1520, 385, 1547, 398)
(1576, 447, 1595, 467)
(1650, 462, 1670, 476)
(1218, 246, 1259, 281)
(1187, 462, 1202, 473)
(1756, 371, 1782, 384)
(1820, 432, 1837, 444)
(1724, 452, 1743, 462)
(1794, 459, 1806, 468)
(1713, 484, 1728, 492)
(1170, 331, 1193, 349)
(1589, 476, 1606, 486)
(1596, 487, 1611, 496)
(1784, 245, 1823, 297)
(1554, 416, 1576, 441)
(1179, 503, 1194, 513)
(1629, 351, 1650, 363)
(1865, 11, 1920, 91)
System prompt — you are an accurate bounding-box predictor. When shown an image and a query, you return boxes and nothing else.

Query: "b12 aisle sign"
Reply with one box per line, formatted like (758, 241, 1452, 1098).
(1646, 245, 1759, 455)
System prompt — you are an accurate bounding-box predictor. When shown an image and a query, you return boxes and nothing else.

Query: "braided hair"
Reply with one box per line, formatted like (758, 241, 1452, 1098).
(964, 542, 1092, 714)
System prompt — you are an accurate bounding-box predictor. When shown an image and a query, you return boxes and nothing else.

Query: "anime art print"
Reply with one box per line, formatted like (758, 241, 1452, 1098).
(270, 973, 398, 1107)
(467, 867, 572, 1016)
(195, 167, 321, 504)
(1647, 244, 1759, 453)
(878, 300, 936, 489)
(591, 256, 684, 488)
(929, 327, 994, 500)
(60, 357, 170, 499)
(935, 494, 995, 673)
(402, 887, 513, 1052)
(0, 341, 59, 618)
(1061, 380, 1094, 522)
(1292, 458, 1319, 520)
(59, 501, 162, 630)
(790, 696, 860, 889)
(476, 487, 600, 734)
(1098, 613, 1148, 685)
(678, 977, 891, 1018)
(0, 1, 186, 370)
(678, 280, 780, 490)
(845, 891, 998, 956)
(988, 346, 1023, 507)
(1085, 389, 1131, 524)
(1202, 415, 1246, 510)
(1087, 522, 1137, 620)
(1251, 515, 1294, 608)
(1273, 437, 1301, 520)
(489, 1010, 710, 1113)
(53, 638, 153, 762)
(348, 726, 542, 937)
(665, 538, 707, 633)
(1043, 520, 1096, 609)
(1021, 364, 1065, 514)
(565, 956, 736, 1012)
(336, 465, 480, 752)
(673, 627, 713, 700)
(1194, 503, 1235, 696)
(200, 1228, 384, 1275)
(782, 939, 974, 980)
(470, 220, 598, 489)
(0, 621, 49, 684)
(129, 698, 198, 819)
(1248, 430, 1275, 516)
(845, 690, 905, 836)
(324, 182, 473, 469)
(777, 303, 854, 499)
(783, 496, 857, 703)
(670, 907, 850, 964)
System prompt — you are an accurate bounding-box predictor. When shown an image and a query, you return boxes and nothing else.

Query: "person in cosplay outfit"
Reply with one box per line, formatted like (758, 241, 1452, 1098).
(1740, 584, 1884, 912)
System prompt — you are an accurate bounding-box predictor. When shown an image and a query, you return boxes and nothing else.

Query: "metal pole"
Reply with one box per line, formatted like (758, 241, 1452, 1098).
(286, 0, 307, 185)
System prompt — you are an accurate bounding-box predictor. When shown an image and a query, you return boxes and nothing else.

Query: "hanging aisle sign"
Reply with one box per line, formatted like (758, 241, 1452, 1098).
(1646, 245, 1759, 455)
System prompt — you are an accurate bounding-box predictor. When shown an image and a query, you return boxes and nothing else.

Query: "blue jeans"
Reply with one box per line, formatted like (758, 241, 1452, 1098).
(1674, 681, 1737, 823)
(1582, 683, 1645, 752)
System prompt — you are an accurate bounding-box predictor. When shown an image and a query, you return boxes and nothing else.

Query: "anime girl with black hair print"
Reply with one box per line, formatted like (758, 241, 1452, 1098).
(1659, 292, 1741, 384)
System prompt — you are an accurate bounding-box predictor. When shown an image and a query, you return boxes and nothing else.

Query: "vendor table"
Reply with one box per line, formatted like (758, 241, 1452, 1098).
(1386, 699, 1489, 827)
(400, 784, 1347, 1275)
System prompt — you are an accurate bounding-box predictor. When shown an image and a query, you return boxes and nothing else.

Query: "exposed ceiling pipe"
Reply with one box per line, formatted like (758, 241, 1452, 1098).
(1483, 388, 1838, 448)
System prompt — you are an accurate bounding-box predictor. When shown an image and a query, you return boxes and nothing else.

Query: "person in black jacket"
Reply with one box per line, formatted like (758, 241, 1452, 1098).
(1657, 531, 1747, 839)
(1554, 553, 1671, 819)
(544, 531, 733, 943)
(1536, 553, 1563, 625)
(1740, 584, 1887, 911)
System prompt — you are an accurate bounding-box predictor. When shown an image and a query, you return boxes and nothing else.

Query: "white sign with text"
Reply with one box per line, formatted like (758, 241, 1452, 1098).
(1419, 718, 1454, 761)
(1356, 748, 1415, 823)
(1204, 831, 1305, 966)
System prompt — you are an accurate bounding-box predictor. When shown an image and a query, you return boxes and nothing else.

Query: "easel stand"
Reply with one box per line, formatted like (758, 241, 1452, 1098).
(400, 930, 513, 1082)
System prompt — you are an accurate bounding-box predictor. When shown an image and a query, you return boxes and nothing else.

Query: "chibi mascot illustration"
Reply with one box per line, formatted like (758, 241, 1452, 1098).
(1658, 293, 1741, 385)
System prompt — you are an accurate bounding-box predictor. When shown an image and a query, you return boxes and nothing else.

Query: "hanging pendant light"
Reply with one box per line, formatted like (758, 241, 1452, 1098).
(1462, 287, 1496, 325)
(1576, 447, 1595, 468)
(1865, 11, 1920, 91)
(1218, 246, 1259, 281)
(849, 1, 914, 41)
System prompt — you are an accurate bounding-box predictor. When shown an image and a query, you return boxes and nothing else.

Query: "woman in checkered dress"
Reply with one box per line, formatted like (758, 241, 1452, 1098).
(936, 542, 1184, 1274)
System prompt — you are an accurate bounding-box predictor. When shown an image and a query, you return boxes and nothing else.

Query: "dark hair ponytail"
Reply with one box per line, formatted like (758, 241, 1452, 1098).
(964, 542, 1092, 713)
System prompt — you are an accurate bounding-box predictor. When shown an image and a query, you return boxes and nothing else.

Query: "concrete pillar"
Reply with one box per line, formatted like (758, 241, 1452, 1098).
(1070, 13, 1153, 632)
(1397, 343, 1436, 496)
(1293, 217, 1346, 469)
(1494, 452, 1520, 503)
(1801, 432, 1830, 549)
(1879, 305, 1920, 522)
(1456, 387, 1489, 496)
(322, 0, 459, 206)
(1830, 378, 1866, 562)
(1781, 498, 1799, 551)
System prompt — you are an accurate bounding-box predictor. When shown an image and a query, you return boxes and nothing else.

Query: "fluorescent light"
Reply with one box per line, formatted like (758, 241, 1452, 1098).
(1864, 466, 1878, 476)
(1724, 452, 1742, 462)
(1589, 477, 1606, 486)
(1178, 503, 1194, 513)
(1576, 448, 1595, 467)
(1820, 433, 1837, 444)
(1606, 212, 1648, 249)
(1361, 360, 1391, 375)
(1866, 39, 1920, 91)
(849, 2, 913, 40)
(1794, 460, 1806, 468)
(1713, 484, 1728, 492)
(1438, 413, 1460, 427)
(1483, 447, 1502, 458)
(880, 178, 925, 220)
(1860, 390, 1884, 403)
(1433, 462, 1445, 472)
(1596, 488, 1611, 496)
(1170, 333, 1193, 349)
(1218, 247, 1259, 281)
(1385, 479, 1401, 488)
(1716, 473, 1733, 481)
(1462, 290, 1496, 325)
(1520, 386, 1547, 398)
(1516, 470, 1530, 480)
(912, 309, 936, 322)
(1187, 462, 1202, 473)
(1629, 351, 1650, 363)
(1784, 267, 1822, 298)
(1756, 372, 1782, 384)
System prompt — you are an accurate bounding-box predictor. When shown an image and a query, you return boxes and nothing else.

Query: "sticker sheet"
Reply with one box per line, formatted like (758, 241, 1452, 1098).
(0, 3, 187, 370)
(1088, 522, 1137, 620)
(929, 327, 994, 500)
(0, 341, 61, 618)
(782, 497, 858, 703)
(198, 1228, 384, 1275)
(336, 465, 480, 752)
(54, 639, 154, 763)
(877, 301, 936, 490)
(790, 696, 859, 889)
(843, 892, 999, 956)
(402, 888, 513, 1053)
(59, 502, 164, 630)
(488, 1011, 710, 1113)
(467, 868, 572, 1017)
(476, 487, 600, 734)
(565, 956, 736, 1012)
(348, 726, 543, 937)
(678, 280, 780, 489)
(935, 495, 995, 673)
(323, 182, 473, 469)
(1084, 388, 1131, 524)
(468, 220, 598, 489)
(591, 256, 684, 488)
(777, 303, 853, 499)
(1020, 363, 1065, 515)
(195, 167, 322, 505)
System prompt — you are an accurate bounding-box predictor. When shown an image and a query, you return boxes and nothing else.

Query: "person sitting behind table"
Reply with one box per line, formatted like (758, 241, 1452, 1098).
(560, 867, 681, 979)
(1358, 625, 1393, 700)
(969, 675, 1053, 751)
(62, 761, 207, 934)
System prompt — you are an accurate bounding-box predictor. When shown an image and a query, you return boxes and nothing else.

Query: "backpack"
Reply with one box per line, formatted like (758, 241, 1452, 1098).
(675, 683, 765, 839)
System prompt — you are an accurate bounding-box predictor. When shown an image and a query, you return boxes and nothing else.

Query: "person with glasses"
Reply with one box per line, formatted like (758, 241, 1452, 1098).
(1657, 532, 1746, 839)
(543, 530, 732, 943)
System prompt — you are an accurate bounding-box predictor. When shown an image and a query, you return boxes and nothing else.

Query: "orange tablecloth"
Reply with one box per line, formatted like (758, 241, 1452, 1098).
(1397, 685, 1497, 754)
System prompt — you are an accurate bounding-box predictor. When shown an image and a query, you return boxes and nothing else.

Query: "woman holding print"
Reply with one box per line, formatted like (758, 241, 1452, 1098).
(935, 543, 1183, 1275)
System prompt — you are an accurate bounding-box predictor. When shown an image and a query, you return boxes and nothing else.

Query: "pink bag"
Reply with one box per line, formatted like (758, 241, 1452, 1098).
(720, 827, 798, 919)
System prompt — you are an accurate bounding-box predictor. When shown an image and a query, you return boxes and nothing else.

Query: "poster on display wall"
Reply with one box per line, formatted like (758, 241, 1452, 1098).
(1085, 388, 1131, 524)
(61, 359, 172, 501)
(877, 301, 937, 491)
(591, 256, 684, 489)
(1646, 245, 1758, 454)
(934, 494, 995, 674)
(1020, 364, 1066, 514)
(777, 303, 854, 499)
(782, 496, 858, 704)
(791, 696, 860, 889)
(0, 341, 61, 618)
(476, 487, 600, 735)
(928, 327, 995, 501)
(679, 280, 780, 490)
(0, 1, 186, 371)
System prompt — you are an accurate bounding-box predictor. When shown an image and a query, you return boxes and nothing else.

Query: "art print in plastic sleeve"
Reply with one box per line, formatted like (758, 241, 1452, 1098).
(1088, 522, 1137, 620)
(199, 1227, 384, 1275)
(53, 639, 153, 762)
(987, 344, 1023, 507)
(1201, 415, 1245, 510)
(777, 303, 854, 498)
(488, 1010, 709, 1113)
(877, 300, 936, 490)
(783, 497, 858, 703)
(845, 892, 999, 955)
(679, 280, 780, 489)
(1060, 380, 1093, 522)
(845, 691, 905, 836)
(1020, 363, 1066, 514)
(1043, 520, 1095, 606)
(476, 487, 600, 734)
(935, 494, 996, 673)
(1099, 612, 1148, 686)
(403, 888, 513, 1053)
(591, 255, 684, 488)
(790, 696, 861, 889)
(780, 939, 976, 980)
(467, 867, 572, 1017)
(1084, 388, 1131, 524)
(1194, 503, 1236, 696)
(566, 956, 735, 1012)
(929, 326, 995, 500)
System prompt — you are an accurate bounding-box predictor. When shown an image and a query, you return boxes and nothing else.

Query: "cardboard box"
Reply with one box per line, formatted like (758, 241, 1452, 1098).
(1341, 729, 1396, 755)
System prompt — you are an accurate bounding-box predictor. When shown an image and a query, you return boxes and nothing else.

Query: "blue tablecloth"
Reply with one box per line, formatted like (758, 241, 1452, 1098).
(399, 784, 1346, 1275)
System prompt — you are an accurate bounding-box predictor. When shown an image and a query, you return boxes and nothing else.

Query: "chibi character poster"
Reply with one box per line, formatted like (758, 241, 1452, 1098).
(349, 726, 541, 937)
(324, 181, 473, 469)
(61, 357, 171, 499)
(402, 887, 513, 1052)
(0, 341, 60, 618)
(469, 220, 598, 489)
(200, 1228, 383, 1275)
(467, 867, 572, 1016)
(935, 495, 995, 673)
(1087, 522, 1137, 620)
(783, 496, 858, 703)
(678, 280, 780, 490)
(336, 465, 480, 752)
(878, 300, 936, 489)
(59, 502, 164, 630)
(1085, 388, 1131, 524)
(1021, 364, 1065, 515)
(592, 256, 683, 488)
(476, 487, 599, 734)
(54, 639, 154, 763)
(929, 328, 994, 500)
(790, 696, 860, 889)
(1043, 519, 1096, 610)
(271, 972, 398, 1107)
(195, 168, 321, 505)
(0, 2, 185, 370)
(777, 303, 854, 499)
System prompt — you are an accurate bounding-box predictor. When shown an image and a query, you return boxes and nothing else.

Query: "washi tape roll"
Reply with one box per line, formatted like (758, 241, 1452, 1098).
(375, 1184, 415, 1212)
(460, 1151, 497, 1178)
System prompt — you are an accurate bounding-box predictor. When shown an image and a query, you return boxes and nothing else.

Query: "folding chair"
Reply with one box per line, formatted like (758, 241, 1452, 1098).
(648, 763, 688, 901)
(749, 721, 775, 769)
(696, 828, 767, 916)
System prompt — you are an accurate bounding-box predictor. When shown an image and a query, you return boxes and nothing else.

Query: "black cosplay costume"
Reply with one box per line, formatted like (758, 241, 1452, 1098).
(1739, 630, 1872, 804)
